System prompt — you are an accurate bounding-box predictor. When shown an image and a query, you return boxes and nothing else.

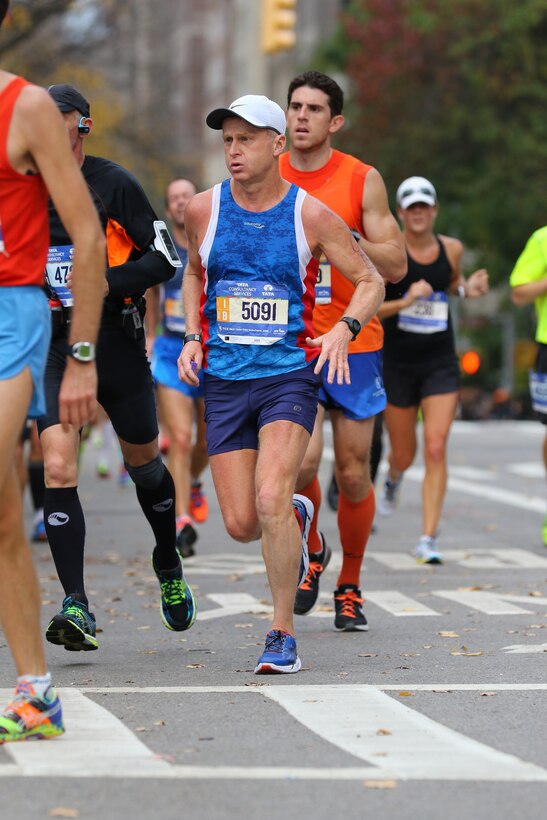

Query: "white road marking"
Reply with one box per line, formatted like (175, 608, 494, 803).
(365, 590, 438, 616)
(434, 589, 545, 615)
(503, 642, 547, 654)
(2, 685, 546, 782)
(198, 592, 272, 620)
(371, 548, 547, 571)
(507, 463, 545, 479)
(0, 688, 172, 778)
(263, 685, 547, 782)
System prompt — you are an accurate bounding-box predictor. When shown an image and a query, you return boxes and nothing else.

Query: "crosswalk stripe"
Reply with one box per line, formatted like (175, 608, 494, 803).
(263, 685, 547, 782)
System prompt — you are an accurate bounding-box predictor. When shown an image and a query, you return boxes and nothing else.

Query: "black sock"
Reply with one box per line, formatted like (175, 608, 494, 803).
(43, 486, 87, 603)
(28, 460, 45, 511)
(135, 466, 178, 570)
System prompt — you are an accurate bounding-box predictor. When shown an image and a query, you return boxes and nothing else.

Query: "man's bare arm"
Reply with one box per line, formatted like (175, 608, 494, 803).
(357, 169, 407, 283)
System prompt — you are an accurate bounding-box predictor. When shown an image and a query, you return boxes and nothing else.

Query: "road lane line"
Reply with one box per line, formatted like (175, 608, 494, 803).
(263, 685, 547, 782)
(1, 688, 172, 779)
(365, 590, 438, 616)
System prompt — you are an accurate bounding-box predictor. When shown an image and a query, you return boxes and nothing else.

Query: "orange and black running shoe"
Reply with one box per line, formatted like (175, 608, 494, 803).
(334, 584, 368, 632)
(294, 533, 332, 615)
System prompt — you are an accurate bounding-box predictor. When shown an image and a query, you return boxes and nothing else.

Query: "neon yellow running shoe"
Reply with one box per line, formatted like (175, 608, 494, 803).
(0, 682, 64, 744)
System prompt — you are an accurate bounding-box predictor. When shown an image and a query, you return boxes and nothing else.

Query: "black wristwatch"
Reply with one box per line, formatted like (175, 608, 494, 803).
(339, 316, 361, 341)
(183, 333, 202, 344)
(67, 341, 96, 363)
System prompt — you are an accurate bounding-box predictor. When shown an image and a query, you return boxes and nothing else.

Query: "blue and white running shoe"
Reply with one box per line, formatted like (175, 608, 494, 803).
(254, 630, 301, 674)
(415, 536, 443, 565)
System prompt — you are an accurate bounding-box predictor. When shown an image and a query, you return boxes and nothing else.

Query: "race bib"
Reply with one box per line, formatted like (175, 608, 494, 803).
(529, 370, 547, 415)
(398, 292, 448, 334)
(164, 288, 185, 335)
(45, 245, 74, 307)
(216, 280, 289, 345)
(315, 257, 331, 305)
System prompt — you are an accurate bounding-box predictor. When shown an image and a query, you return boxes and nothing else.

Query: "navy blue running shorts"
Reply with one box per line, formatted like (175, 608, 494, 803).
(383, 353, 460, 408)
(203, 362, 321, 456)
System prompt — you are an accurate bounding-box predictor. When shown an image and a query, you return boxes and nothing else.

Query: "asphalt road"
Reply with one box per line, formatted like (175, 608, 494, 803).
(1, 419, 546, 820)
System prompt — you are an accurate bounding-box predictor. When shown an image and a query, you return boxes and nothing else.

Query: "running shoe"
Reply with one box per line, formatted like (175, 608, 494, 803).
(292, 493, 313, 586)
(334, 584, 369, 632)
(327, 472, 339, 512)
(294, 533, 332, 615)
(31, 514, 48, 543)
(254, 629, 301, 674)
(415, 536, 443, 564)
(118, 464, 131, 486)
(0, 682, 64, 744)
(159, 433, 170, 455)
(96, 460, 111, 480)
(189, 482, 209, 524)
(46, 595, 99, 651)
(376, 476, 401, 516)
(152, 548, 196, 631)
(176, 514, 198, 559)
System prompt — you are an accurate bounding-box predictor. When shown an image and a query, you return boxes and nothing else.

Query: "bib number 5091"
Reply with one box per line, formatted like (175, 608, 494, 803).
(241, 300, 277, 322)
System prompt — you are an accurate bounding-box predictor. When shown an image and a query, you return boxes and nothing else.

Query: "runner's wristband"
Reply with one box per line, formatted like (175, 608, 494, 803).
(184, 333, 202, 344)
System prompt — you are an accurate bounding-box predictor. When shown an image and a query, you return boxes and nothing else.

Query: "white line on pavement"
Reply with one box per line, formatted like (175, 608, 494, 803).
(263, 685, 547, 782)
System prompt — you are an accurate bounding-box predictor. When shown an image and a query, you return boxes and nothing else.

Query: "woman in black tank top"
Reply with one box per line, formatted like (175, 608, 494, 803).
(376, 176, 489, 564)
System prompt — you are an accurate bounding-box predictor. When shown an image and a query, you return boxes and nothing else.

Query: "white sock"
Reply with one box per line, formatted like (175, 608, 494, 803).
(17, 672, 53, 701)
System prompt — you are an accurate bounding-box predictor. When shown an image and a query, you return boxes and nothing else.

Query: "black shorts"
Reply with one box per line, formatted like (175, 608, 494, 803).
(37, 321, 158, 444)
(383, 354, 460, 408)
(535, 344, 547, 425)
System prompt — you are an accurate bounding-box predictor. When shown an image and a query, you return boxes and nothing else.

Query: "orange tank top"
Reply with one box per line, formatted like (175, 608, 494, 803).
(0, 77, 49, 287)
(279, 149, 383, 353)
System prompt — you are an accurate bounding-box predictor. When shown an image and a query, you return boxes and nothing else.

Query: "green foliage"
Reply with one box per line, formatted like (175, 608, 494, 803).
(321, 0, 547, 285)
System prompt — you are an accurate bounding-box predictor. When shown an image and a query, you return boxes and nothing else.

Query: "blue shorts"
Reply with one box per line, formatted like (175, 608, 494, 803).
(152, 335, 204, 399)
(0, 286, 50, 419)
(318, 350, 386, 421)
(204, 362, 321, 456)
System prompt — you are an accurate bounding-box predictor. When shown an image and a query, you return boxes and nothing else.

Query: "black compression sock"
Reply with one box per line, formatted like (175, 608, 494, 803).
(134, 465, 178, 569)
(43, 486, 87, 599)
(28, 460, 45, 511)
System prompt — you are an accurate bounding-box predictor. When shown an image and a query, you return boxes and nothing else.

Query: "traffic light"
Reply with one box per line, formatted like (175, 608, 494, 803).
(261, 0, 297, 55)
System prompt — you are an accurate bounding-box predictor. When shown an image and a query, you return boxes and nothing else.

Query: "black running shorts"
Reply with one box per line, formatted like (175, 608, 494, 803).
(37, 320, 158, 444)
(383, 353, 460, 408)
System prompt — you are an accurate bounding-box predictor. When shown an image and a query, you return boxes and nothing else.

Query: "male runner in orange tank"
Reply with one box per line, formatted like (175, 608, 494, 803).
(281, 71, 406, 630)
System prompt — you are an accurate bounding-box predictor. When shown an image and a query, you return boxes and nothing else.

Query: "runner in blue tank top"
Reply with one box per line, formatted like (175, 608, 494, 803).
(146, 178, 209, 559)
(178, 94, 385, 674)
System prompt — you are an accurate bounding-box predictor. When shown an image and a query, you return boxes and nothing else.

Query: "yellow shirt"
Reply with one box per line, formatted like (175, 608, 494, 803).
(510, 226, 547, 344)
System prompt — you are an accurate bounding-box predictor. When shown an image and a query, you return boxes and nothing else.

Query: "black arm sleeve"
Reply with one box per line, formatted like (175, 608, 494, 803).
(106, 250, 176, 297)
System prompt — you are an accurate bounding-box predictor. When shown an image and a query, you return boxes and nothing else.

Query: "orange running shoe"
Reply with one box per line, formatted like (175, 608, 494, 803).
(189, 481, 208, 523)
(0, 681, 64, 743)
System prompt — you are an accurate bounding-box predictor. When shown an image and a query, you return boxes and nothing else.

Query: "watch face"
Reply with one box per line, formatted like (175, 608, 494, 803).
(72, 342, 95, 362)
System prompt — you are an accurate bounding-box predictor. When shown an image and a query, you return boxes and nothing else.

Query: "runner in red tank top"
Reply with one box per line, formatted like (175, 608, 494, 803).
(282, 71, 406, 632)
(0, 0, 105, 745)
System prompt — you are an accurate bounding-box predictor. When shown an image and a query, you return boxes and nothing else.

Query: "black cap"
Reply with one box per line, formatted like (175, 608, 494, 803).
(48, 84, 90, 118)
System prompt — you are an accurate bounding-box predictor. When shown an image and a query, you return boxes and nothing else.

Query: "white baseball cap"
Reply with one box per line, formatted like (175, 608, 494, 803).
(396, 176, 437, 209)
(206, 94, 286, 135)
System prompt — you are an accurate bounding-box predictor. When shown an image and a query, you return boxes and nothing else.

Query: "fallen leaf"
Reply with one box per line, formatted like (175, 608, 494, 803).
(136, 625, 150, 631)
(529, 591, 543, 598)
(364, 780, 397, 789)
(234, 623, 253, 628)
(398, 691, 413, 697)
(153, 720, 166, 726)
(438, 631, 459, 638)
(186, 663, 205, 669)
(481, 692, 497, 697)
(376, 728, 392, 736)
(48, 810, 80, 819)
(358, 653, 378, 658)
(134, 727, 147, 732)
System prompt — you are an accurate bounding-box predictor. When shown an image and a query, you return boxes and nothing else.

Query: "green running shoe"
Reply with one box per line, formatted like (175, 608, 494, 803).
(152, 548, 196, 631)
(46, 595, 98, 651)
